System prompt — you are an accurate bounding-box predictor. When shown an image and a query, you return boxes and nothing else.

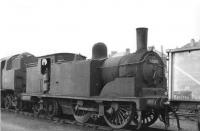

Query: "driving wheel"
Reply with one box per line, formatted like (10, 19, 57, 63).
(103, 102, 133, 129)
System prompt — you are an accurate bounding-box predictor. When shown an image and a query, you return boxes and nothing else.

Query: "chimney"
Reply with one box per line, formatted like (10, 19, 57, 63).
(136, 28, 148, 52)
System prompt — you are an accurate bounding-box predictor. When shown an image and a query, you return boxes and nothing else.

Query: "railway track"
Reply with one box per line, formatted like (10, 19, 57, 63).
(1, 108, 166, 131)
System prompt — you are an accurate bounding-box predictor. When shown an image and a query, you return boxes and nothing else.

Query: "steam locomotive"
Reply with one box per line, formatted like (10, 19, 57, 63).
(0, 28, 167, 129)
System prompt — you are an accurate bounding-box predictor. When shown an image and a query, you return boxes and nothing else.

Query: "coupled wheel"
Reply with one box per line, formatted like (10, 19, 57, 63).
(4, 95, 13, 109)
(73, 103, 91, 123)
(32, 102, 41, 116)
(133, 109, 159, 128)
(45, 100, 59, 117)
(103, 103, 133, 129)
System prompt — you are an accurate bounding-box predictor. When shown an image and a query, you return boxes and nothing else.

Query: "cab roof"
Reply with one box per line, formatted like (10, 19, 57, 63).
(37, 53, 86, 59)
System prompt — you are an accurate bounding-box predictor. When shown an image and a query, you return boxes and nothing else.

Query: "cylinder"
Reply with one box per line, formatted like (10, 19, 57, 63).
(136, 28, 148, 52)
(92, 42, 107, 59)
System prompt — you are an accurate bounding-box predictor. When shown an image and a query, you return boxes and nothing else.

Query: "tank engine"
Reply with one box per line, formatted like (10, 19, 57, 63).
(1, 28, 167, 130)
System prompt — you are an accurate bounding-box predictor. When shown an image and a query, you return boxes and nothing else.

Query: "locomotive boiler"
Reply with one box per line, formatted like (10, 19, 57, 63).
(1, 27, 168, 130)
(100, 28, 165, 98)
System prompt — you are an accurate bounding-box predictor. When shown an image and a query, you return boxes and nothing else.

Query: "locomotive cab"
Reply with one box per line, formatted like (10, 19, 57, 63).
(41, 58, 51, 94)
(25, 53, 87, 95)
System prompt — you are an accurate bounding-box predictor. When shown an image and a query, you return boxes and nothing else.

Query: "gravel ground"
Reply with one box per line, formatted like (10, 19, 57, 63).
(1, 111, 96, 131)
(152, 118, 199, 131)
(1, 111, 199, 131)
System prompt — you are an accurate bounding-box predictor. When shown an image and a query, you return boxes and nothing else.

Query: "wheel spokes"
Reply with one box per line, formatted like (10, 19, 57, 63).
(32, 102, 40, 116)
(73, 103, 91, 123)
(133, 109, 159, 128)
(46, 100, 59, 117)
(104, 103, 132, 129)
(4, 95, 12, 109)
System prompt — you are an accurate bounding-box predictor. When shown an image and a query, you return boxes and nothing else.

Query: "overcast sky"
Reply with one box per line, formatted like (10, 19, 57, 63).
(0, 0, 199, 58)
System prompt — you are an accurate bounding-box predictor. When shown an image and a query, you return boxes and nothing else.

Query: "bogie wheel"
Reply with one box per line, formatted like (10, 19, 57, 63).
(133, 109, 159, 128)
(72, 102, 91, 123)
(103, 102, 133, 129)
(45, 100, 60, 118)
(4, 95, 13, 109)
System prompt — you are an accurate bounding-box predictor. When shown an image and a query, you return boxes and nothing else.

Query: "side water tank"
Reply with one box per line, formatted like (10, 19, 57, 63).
(92, 42, 107, 59)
